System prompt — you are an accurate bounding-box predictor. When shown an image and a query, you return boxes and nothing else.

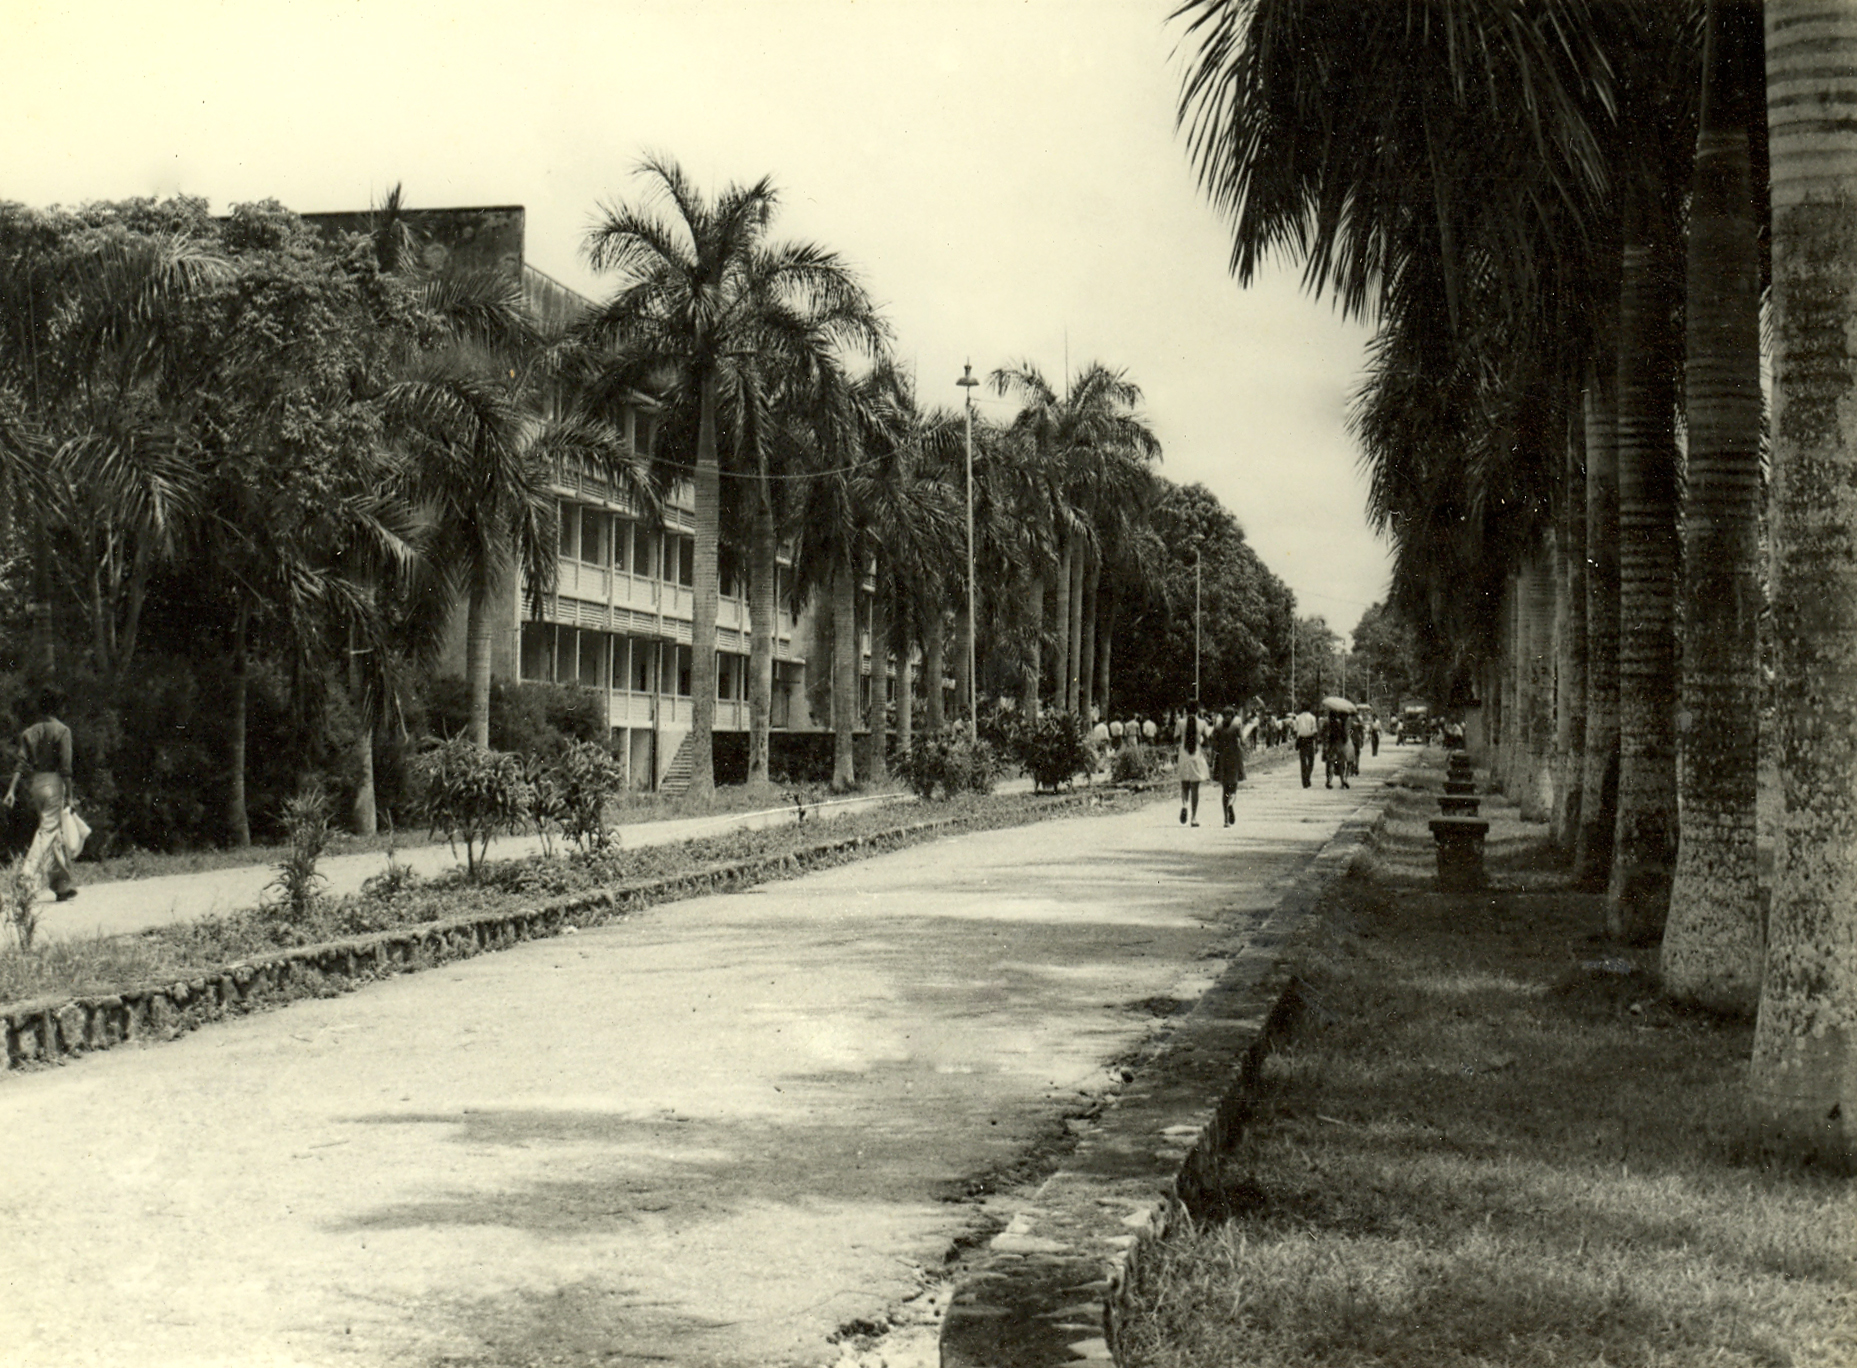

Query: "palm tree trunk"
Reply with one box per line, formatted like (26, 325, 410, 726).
(1521, 536, 1556, 824)
(687, 370, 721, 799)
(1665, 0, 1766, 1012)
(1097, 592, 1116, 718)
(1066, 538, 1086, 714)
(831, 554, 858, 789)
(895, 589, 914, 763)
(466, 566, 494, 750)
(747, 496, 777, 785)
(1021, 572, 1043, 720)
(1608, 201, 1681, 944)
(867, 565, 889, 785)
(1054, 534, 1074, 713)
(227, 597, 251, 848)
(353, 729, 377, 836)
(1555, 405, 1588, 853)
(1079, 555, 1099, 717)
(1748, 0, 1857, 1159)
(1576, 353, 1622, 889)
(924, 608, 946, 731)
(348, 623, 377, 837)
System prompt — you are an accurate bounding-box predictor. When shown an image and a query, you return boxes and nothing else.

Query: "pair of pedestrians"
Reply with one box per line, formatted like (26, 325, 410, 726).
(1177, 707, 1246, 827)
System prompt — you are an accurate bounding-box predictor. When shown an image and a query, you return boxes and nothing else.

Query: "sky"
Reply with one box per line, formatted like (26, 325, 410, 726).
(3, 0, 1391, 638)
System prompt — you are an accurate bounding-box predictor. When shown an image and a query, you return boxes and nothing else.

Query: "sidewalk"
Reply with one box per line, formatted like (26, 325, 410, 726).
(39, 788, 917, 943)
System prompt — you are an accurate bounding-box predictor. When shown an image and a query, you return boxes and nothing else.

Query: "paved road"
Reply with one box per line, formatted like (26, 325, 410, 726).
(0, 747, 1411, 1367)
(36, 789, 916, 943)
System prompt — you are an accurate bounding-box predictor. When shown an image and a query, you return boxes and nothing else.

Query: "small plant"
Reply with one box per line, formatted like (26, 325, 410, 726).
(0, 856, 41, 951)
(1111, 742, 1157, 784)
(410, 736, 535, 879)
(265, 783, 333, 920)
(1013, 712, 1094, 793)
(547, 740, 626, 853)
(896, 727, 999, 800)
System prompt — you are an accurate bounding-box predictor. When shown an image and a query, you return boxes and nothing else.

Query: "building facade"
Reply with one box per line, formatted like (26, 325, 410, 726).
(307, 203, 871, 788)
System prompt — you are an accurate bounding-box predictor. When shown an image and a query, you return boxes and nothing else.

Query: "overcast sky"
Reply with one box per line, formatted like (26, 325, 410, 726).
(5, 0, 1391, 637)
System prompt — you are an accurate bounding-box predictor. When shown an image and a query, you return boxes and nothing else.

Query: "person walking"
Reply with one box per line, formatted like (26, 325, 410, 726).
(1211, 706, 1245, 827)
(1368, 711, 1380, 756)
(5, 687, 80, 902)
(1176, 708, 1210, 826)
(1293, 707, 1319, 788)
(1324, 708, 1353, 790)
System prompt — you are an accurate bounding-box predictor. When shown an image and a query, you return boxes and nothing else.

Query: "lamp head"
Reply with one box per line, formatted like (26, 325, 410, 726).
(957, 361, 979, 390)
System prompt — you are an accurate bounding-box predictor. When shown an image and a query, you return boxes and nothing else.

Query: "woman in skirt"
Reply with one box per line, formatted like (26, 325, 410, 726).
(1177, 707, 1211, 826)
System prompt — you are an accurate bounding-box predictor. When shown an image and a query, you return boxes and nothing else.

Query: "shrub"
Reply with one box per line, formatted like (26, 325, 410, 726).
(1013, 712, 1094, 792)
(548, 741, 626, 852)
(264, 783, 333, 921)
(897, 728, 999, 801)
(1111, 742, 1157, 784)
(410, 736, 534, 878)
(0, 856, 40, 951)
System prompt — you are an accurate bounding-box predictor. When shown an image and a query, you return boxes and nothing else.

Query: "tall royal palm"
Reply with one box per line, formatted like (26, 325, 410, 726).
(991, 361, 1161, 715)
(1663, 0, 1768, 1012)
(584, 156, 880, 798)
(1751, 0, 1857, 1161)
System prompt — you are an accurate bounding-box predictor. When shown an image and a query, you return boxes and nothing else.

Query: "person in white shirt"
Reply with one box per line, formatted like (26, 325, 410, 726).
(1293, 708, 1319, 789)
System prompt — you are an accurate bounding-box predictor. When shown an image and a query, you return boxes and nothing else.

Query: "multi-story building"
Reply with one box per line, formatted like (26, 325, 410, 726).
(306, 204, 843, 789)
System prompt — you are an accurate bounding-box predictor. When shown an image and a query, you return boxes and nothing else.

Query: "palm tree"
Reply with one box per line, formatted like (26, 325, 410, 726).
(1748, 0, 1857, 1160)
(991, 361, 1161, 716)
(1663, 0, 1768, 1011)
(583, 155, 883, 798)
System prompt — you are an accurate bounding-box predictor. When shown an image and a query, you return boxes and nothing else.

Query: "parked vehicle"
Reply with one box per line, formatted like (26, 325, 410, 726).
(1397, 705, 1431, 745)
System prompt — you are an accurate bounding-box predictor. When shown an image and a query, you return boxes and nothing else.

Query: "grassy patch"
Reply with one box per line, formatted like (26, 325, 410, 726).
(1, 784, 1125, 1008)
(1119, 766, 1856, 1368)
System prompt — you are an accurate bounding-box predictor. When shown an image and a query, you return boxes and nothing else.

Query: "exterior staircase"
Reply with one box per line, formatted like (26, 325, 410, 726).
(658, 732, 696, 795)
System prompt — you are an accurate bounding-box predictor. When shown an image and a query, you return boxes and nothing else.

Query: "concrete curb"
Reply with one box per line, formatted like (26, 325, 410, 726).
(937, 785, 1395, 1367)
(3, 787, 1131, 1074)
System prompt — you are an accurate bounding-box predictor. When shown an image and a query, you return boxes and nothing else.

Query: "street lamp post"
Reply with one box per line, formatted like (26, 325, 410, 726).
(958, 361, 979, 724)
(1193, 545, 1202, 706)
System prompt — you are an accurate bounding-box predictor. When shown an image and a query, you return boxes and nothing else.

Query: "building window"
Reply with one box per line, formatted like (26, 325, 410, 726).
(717, 652, 733, 700)
(611, 636, 628, 692)
(661, 532, 677, 583)
(520, 621, 551, 682)
(558, 504, 579, 561)
(634, 527, 657, 580)
(678, 536, 694, 588)
(613, 519, 631, 574)
(632, 637, 654, 693)
(579, 630, 605, 689)
(581, 511, 607, 567)
(676, 645, 692, 697)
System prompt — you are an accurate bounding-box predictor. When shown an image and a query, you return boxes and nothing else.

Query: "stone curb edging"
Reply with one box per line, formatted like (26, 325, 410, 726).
(3, 788, 1131, 1074)
(937, 789, 1394, 1367)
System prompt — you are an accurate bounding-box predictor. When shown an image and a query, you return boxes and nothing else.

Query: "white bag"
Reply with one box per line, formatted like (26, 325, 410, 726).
(59, 806, 91, 860)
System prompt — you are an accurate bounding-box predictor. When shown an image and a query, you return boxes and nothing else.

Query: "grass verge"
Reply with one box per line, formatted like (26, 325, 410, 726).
(1117, 761, 1855, 1368)
(1, 784, 1128, 1009)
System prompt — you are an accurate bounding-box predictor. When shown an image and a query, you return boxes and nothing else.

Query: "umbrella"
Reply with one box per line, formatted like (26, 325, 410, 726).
(1322, 696, 1358, 714)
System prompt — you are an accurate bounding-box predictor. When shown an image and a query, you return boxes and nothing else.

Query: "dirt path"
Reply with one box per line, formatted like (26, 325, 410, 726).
(0, 749, 1411, 1367)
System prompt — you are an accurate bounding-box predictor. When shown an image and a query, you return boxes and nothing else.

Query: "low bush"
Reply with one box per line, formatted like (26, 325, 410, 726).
(896, 728, 999, 801)
(1111, 742, 1159, 784)
(1012, 712, 1094, 792)
(410, 737, 534, 878)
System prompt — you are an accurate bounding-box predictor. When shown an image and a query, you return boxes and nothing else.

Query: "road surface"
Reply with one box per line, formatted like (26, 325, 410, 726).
(0, 747, 1410, 1367)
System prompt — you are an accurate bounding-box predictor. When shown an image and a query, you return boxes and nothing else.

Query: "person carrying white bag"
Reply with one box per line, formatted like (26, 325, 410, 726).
(4, 687, 81, 902)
